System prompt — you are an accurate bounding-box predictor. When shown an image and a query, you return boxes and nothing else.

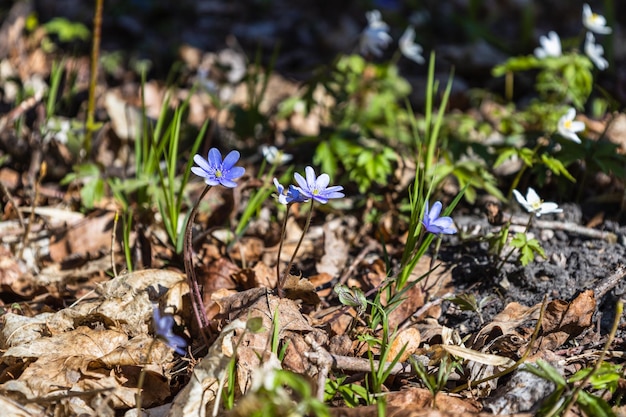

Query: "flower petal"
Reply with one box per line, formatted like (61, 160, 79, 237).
(428, 201, 442, 222)
(304, 166, 317, 189)
(193, 154, 211, 172)
(222, 150, 241, 170)
(294, 172, 308, 191)
(208, 148, 222, 167)
(539, 203, 562, 214)
(191, 166, 207, 177)
(227, 166, 246, 180)
(316, 173, 330, 189)
(525, 187, 540, 205)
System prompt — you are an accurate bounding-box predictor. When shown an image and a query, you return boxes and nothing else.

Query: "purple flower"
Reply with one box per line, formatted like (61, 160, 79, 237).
(153, 307, 187, 355)
(273, 178, 306, 205)
(293, 166, 344, 204)
(422, 201, 456, 235)
(191, 148, 245, 188)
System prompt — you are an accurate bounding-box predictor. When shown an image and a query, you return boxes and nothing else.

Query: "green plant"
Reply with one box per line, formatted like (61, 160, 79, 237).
(109, 82, 206, 253)
(396, 53, 462, 291)
(280, 53, 412, 192)
(493, 53, 594, 109)
(410, 354, 461, 408)
(325, 376, 371, 407)
(523, 360, 619, 417)
(446, 293, 496, 324)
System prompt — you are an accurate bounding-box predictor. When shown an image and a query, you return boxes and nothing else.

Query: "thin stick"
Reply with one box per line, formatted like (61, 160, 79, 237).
(0, 181, 24, 228)
(509, 214, 617, 243)
(84, 0, 103, 157)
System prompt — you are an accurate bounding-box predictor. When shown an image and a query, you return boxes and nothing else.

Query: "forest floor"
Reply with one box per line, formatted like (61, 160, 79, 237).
(0, 0, 625, 416)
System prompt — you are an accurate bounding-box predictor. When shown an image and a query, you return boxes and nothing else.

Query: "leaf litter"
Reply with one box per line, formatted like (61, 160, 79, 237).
(1, 1, 626, 416)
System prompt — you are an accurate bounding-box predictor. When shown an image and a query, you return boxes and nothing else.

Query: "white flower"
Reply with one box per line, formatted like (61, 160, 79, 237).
(582, 4, 612, 35)
(557, 107, 585, 144)
(359, 10, 393, 57)
(584, 32, 609, 70)
(513, 188, 563, 217)
(399, 26, 425, 64)
(260, 145, 292, 165)
(534, 31, 562, 59)
(43, 117, 72, 144)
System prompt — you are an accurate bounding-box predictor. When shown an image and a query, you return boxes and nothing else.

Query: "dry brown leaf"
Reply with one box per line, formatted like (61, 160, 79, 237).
(214, 286, 323, 394)
(282, 273, 321, 305)
(536, 290, 595, 351)
(389, 328, 422, 363)
(0, 268, 188, 414)
(167, 319, 247, 417)
(48, 210, 116, 263)
(0, 246, 36, 297)
(386, 387, 482, 413)
(470, 302, 540, 354)
(228, 237, 265, 264)
(316, 216, 358, 278)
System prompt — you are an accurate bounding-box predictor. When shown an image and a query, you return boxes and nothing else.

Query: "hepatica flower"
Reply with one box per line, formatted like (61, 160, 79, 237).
(273, 178, 306, 205)
(399, 26, 425, 64)
(557, 108, 585, 144)
(585, 32, 608, 70)
(582, 3, 612, 35)
(422, 201, 456, 235)
(513, 188, 562, 217)
(153, 307, 187, 355)
(192, 148, 245, 188)
(294, 166, 344, 204)
(534, 31, 562, 59)
(360, 9, 393, 57)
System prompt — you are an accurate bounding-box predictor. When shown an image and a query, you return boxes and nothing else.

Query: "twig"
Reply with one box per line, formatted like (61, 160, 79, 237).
(509, 215, 617, 243)
(306, 351, 414, 376)
(305, 334, 333, 402)
(594, 264, 626, 300)
(0, 181, 24, 228)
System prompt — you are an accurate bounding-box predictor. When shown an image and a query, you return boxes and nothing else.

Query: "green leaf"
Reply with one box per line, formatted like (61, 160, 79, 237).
(523, 360, 567, 387)
(79, 178, 105, 210)
(44, 17, 90, 42)
(577, 391, 616, 417)
(541, 154, 575, 182)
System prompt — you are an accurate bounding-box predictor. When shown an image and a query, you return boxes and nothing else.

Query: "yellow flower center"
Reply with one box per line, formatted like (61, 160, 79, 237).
(564, 120, 572, 129)
(215, 170, 222, 178)
(531, 199, 543, 210)
(313, 189, 319, 195)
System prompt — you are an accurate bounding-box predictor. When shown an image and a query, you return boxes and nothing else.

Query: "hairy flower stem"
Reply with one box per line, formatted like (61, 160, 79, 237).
(184, 185, 212, 346)
(277, 199, 315, 297)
